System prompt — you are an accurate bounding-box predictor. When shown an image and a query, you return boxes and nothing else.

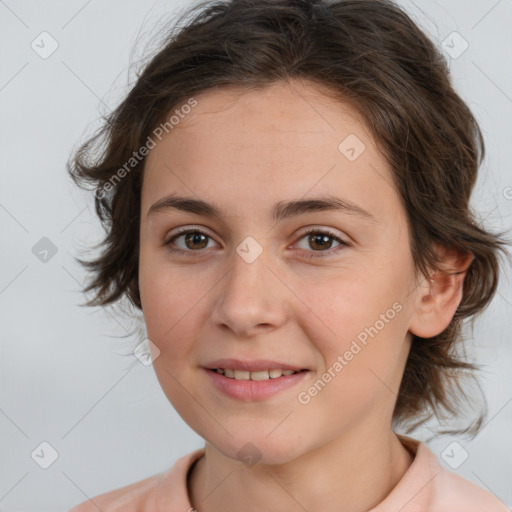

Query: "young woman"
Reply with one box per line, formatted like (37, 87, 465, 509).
(67, 0, 510, 510)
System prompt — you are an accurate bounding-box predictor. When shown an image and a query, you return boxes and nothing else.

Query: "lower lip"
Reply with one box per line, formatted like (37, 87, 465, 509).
(204, 368, 310, 401)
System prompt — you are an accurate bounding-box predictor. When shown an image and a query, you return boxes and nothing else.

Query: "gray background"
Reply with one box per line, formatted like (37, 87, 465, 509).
(1, 0, 511, 510)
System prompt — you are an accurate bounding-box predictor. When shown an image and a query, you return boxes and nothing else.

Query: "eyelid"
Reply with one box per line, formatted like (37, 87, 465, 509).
(294, 225, 346, 241)
(166, 225, 215, 238)
(164, 225, 219, 248)
(164, 225, 350, 257)
(291, 226, 349, 258)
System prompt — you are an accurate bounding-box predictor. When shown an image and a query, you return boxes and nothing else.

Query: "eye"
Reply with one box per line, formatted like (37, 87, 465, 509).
(163, 227, 349, 258)
(294, 228, 349, 259)
(164, 228, 218, 254)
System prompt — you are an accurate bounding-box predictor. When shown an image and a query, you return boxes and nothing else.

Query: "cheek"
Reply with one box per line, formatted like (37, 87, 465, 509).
(291, 267, 409, 396)
(139, 260, 202, 357)
(292, 269, 400, 347)
(139, 267, 203, 409)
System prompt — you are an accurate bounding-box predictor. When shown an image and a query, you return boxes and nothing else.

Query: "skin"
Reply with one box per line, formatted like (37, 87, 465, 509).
(138, 79, 470, 512)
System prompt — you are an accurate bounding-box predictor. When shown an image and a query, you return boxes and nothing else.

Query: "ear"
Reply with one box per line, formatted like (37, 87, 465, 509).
(408, 245, 474, 339)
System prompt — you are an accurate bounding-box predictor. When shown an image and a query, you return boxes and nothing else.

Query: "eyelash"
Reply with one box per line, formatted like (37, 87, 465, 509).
(163, 227, 349, 259)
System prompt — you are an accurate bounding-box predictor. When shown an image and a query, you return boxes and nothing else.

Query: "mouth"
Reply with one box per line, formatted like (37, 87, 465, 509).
(202, 359, 311, 401)
(204, 358, 308, 372)
(206, 368, 308, 380)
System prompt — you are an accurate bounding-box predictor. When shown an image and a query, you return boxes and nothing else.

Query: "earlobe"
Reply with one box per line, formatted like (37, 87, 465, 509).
(408, 246, 473, 339)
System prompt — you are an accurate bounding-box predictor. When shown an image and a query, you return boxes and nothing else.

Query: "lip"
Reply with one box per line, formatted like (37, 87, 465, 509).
(204, 367, 310, 401)
(203, 358, 308, 372)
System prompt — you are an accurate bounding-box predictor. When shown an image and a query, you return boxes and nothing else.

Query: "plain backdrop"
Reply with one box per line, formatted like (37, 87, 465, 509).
(1, 0, 511, 510)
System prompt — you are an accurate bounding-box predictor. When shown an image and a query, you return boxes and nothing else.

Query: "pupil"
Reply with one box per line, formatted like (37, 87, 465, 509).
(310, 233, 331, 250)
(182, 232, 332, 251)
(186, 232, 208, 249)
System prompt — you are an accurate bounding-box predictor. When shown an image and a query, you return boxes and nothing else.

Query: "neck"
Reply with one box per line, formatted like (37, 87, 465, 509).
(188, 428, 414, 512)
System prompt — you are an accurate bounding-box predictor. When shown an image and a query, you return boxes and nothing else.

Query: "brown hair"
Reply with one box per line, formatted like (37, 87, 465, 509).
(67, 0, 511, 437)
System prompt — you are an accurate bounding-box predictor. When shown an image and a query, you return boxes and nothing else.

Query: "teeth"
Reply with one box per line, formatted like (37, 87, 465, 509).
(214, 368, 299, 380)
(249, 370, 270, 381)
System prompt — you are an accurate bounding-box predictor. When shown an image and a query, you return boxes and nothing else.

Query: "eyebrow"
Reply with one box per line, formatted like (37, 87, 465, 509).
(146, 194, 377, 224)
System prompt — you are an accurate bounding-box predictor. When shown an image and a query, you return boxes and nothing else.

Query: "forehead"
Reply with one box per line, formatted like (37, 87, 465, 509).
(142, 80, 401, 224)
(148, 80, 370, 162)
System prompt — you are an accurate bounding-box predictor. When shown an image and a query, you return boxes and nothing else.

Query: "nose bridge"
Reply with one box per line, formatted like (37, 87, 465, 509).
(230, 241, 271, 291)
(211, 241, 287, 335)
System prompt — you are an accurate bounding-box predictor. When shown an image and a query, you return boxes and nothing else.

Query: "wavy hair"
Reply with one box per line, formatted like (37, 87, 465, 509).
(67, 0, 511, 437)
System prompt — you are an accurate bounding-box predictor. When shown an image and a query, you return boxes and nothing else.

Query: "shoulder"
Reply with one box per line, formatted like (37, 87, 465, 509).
(390, 435, 509, 512)
(432, 466, 510, 512)
(67, 472, 163, 512)
(67, 448, 205, 512)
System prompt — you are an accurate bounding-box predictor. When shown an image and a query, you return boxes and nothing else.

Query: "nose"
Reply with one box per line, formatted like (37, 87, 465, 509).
(210, 248, 289, 338)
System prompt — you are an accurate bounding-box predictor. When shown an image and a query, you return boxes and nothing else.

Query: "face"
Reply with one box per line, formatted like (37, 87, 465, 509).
(139, 79, 421, 464)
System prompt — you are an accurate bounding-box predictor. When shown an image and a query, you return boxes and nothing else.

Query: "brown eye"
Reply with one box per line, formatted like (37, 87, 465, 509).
(308, 233, 335, 251)
(183, 232, 209, 250)
(164, 229, 217, 253)
(295, 229, 349, 259)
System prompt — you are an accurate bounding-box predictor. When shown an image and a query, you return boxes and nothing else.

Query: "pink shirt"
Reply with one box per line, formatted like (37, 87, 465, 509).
(69, 435, 509, 511)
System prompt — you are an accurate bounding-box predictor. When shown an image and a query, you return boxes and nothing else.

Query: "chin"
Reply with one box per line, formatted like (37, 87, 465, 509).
(210, 435, 305, 467)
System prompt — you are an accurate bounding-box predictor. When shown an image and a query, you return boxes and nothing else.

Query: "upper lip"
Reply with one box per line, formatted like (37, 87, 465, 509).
(204, 358, 308, 372)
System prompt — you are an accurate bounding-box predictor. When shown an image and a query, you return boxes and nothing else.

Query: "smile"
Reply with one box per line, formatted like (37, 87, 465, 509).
(204, 367, 310, 401)
(211, 368, 303, 380)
